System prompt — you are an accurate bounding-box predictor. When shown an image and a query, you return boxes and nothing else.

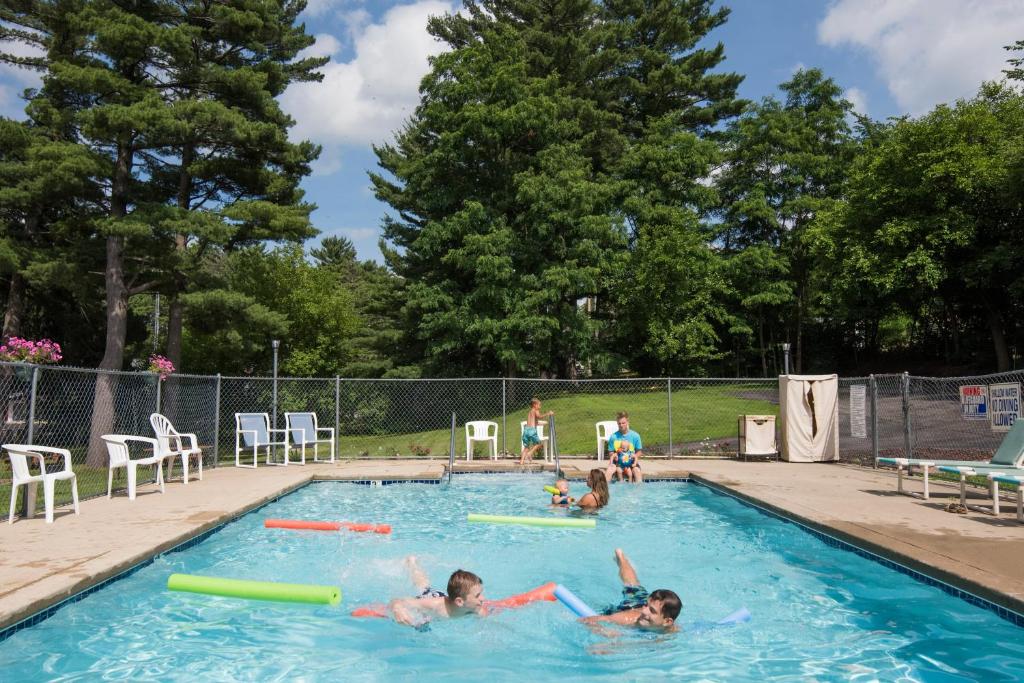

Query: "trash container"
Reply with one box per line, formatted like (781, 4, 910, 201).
(737, 415, 778, 461)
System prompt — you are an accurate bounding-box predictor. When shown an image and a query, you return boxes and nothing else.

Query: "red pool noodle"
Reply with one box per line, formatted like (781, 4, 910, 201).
(264, 519, 391, 534)
(350, 583, 557, 619)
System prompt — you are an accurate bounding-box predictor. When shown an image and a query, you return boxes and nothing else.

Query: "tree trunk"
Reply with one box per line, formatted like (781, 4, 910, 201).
(986, 305, 1011, 372)
(87, 141, 133, 467)
(165, 142, 192, 372)
(165, 294, 184, 368)
(795, 285, 804, 374)
(758, 312, 767, 378)
(3, 272, 26, 339)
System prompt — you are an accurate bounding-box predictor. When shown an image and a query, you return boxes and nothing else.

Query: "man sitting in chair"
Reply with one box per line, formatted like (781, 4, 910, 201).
(604, 411, 643, 483)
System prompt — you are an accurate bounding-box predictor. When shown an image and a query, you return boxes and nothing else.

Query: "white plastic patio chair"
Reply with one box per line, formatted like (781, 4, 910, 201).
(150, 413, 203, 484)
(4, 444, 79, 524)
(102, 435, 165, 501)
(235, 413, 289, 468)
(519, 420, 550, 461)
(595, 421, 618, 461)
(465, 421, 498, 461)
(285, 412, 335, 464)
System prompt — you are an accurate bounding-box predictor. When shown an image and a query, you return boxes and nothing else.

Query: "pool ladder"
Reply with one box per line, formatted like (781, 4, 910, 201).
(549, 414, 561, 477)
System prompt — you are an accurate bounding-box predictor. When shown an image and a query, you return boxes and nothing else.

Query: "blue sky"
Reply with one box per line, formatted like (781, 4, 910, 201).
(3, 0, 1023, 261)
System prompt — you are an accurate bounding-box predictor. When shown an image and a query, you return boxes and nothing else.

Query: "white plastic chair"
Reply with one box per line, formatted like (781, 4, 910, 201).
(519, 420, 550, 461)
(235, 413, 289, 468)
(150, 413, 203, 484)
(596, 421, 618, 461)
(102, 435, 165, 501)
(465, 421, 498, 461)
(4, 445, 79, 524)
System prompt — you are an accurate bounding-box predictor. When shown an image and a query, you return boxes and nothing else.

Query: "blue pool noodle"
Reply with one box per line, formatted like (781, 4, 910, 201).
(554, 584, 597, 618)
(717, 607, 751, 625)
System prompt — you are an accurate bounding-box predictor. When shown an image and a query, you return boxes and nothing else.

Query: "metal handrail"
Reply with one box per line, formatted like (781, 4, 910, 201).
(549, 414, 561, 477)
(447, 412, 456, 484)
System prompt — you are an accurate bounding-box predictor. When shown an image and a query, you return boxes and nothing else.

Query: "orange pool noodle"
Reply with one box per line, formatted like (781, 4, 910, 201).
(483, 582, 557, 613)
(264, 519, 391, 534)
(350, 583, 558, 619)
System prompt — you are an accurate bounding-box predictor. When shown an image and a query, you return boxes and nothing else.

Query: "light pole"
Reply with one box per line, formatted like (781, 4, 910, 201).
(271, 339, 280, 429)
(781, 342, 791, 375)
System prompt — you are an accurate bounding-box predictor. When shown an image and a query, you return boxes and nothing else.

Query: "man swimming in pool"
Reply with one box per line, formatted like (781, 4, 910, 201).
(580, 549, 680, 634)
(387, 556, 486, 628)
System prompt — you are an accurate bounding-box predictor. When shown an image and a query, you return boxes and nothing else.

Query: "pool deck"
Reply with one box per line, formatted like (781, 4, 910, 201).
(1, 458, 1022, 632)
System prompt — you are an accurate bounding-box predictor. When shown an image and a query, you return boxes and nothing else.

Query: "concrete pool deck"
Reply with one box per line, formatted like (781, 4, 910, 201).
(1, 459, 1021, 632)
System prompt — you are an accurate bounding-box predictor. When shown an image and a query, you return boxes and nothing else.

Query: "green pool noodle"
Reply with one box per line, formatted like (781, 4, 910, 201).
(543, 485, 560, 495)
(167, 574, 341, 606)
(467, 513, 596, 528)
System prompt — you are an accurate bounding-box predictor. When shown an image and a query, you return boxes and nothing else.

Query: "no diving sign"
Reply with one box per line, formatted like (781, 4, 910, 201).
(989, 382, 1020, 432)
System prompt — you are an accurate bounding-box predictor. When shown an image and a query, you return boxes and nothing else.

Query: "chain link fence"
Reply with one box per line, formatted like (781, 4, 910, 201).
(3, 362, 1022, 518)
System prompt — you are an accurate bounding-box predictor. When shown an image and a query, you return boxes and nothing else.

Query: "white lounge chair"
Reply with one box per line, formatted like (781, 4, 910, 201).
(936, 464, 1024, 517)
(150, 413, 203, 483)
(4, 444, 79, 524)
(285, 412, 335, 464)
(102, 435, 165, 501)
(465, 421, 498, 461)
(990, 474, 1023, 523)
(235, 413, 289, 468)
(878, 417, 1024, 499)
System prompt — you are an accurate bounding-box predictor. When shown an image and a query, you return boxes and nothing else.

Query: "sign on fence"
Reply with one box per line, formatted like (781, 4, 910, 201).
(849, 385, 866, 438)
(959, 385, 988, 420)
(989, 382, 1020, 432)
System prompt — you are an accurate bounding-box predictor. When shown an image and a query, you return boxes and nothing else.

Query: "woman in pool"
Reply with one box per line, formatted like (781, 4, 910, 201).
(577, 468, 609, 509)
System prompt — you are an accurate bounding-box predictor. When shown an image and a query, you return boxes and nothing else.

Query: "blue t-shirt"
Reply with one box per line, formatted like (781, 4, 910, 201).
(608, 429, 642, 465)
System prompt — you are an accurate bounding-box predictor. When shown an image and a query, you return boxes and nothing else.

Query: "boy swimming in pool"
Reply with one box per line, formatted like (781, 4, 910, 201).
(387, 556, 486, 628)
(519, 397, 554, 465)
(550, 478, 575, 505)
(580, 549, 680, 633)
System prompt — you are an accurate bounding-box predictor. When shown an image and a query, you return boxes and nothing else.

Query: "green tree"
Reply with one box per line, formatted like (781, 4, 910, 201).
(374, 2, 624, 377)
(715, 68, 855, 372)
(812, 82, 1024, 371)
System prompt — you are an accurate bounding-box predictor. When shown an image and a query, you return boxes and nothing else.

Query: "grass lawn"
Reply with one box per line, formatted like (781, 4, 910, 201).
(331, 384, 779, 458)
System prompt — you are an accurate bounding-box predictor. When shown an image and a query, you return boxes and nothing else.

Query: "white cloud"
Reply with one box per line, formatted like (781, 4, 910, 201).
(301, 0, 344, 18)
(300, 33, 342, 60)
(282, 0, 453, 167)
(844, 87, 868, 115)
(818, 0, 1024, 115)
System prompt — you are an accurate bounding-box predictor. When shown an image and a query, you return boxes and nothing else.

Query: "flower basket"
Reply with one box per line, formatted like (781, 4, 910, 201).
(0, 338, 62, 372)
(13, 365, 34, 381)
(147, 355, 175, 381)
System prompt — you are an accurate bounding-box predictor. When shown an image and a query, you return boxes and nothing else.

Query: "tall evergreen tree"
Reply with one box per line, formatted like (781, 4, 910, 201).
(3, 0, 324, 463)
(374, 1, 624, 377)
(715, 68, 855, 372)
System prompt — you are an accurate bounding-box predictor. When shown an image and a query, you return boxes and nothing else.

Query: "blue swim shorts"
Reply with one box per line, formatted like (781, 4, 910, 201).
(522, 426, 541, 447)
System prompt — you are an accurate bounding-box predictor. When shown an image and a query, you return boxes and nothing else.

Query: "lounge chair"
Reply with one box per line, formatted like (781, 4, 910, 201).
(990, 474, 1023, 523)
(935, 465, 1024, 518)
(878, 417, 1024, 499)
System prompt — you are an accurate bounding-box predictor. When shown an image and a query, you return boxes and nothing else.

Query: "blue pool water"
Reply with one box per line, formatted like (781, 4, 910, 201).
(2, 475, 1023, 681)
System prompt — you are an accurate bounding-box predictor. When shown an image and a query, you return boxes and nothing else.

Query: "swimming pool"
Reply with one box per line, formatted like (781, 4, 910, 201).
(1, 474, 1022, 681)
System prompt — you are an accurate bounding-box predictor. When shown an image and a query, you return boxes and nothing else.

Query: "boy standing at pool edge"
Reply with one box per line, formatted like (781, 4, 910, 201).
(519, 397, 554, 465)
(388, 556, 486, 627)
(605, 411, 644, 483)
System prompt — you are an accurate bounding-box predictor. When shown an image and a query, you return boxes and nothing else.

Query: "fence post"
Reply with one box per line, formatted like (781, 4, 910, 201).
(501, 378, 507, 458)
(902, 371, 912, 459)
(667, 378, 673, 459)
(869, 374, 878, 467)
(335, 376, 341, 457)
(155, 374, 161, 414)
(213, 374, 221, 468)
(20, 365, 40, 517)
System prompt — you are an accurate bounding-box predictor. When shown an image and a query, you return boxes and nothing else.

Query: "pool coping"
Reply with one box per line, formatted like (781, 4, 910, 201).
(2, 462, 1022, 641)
